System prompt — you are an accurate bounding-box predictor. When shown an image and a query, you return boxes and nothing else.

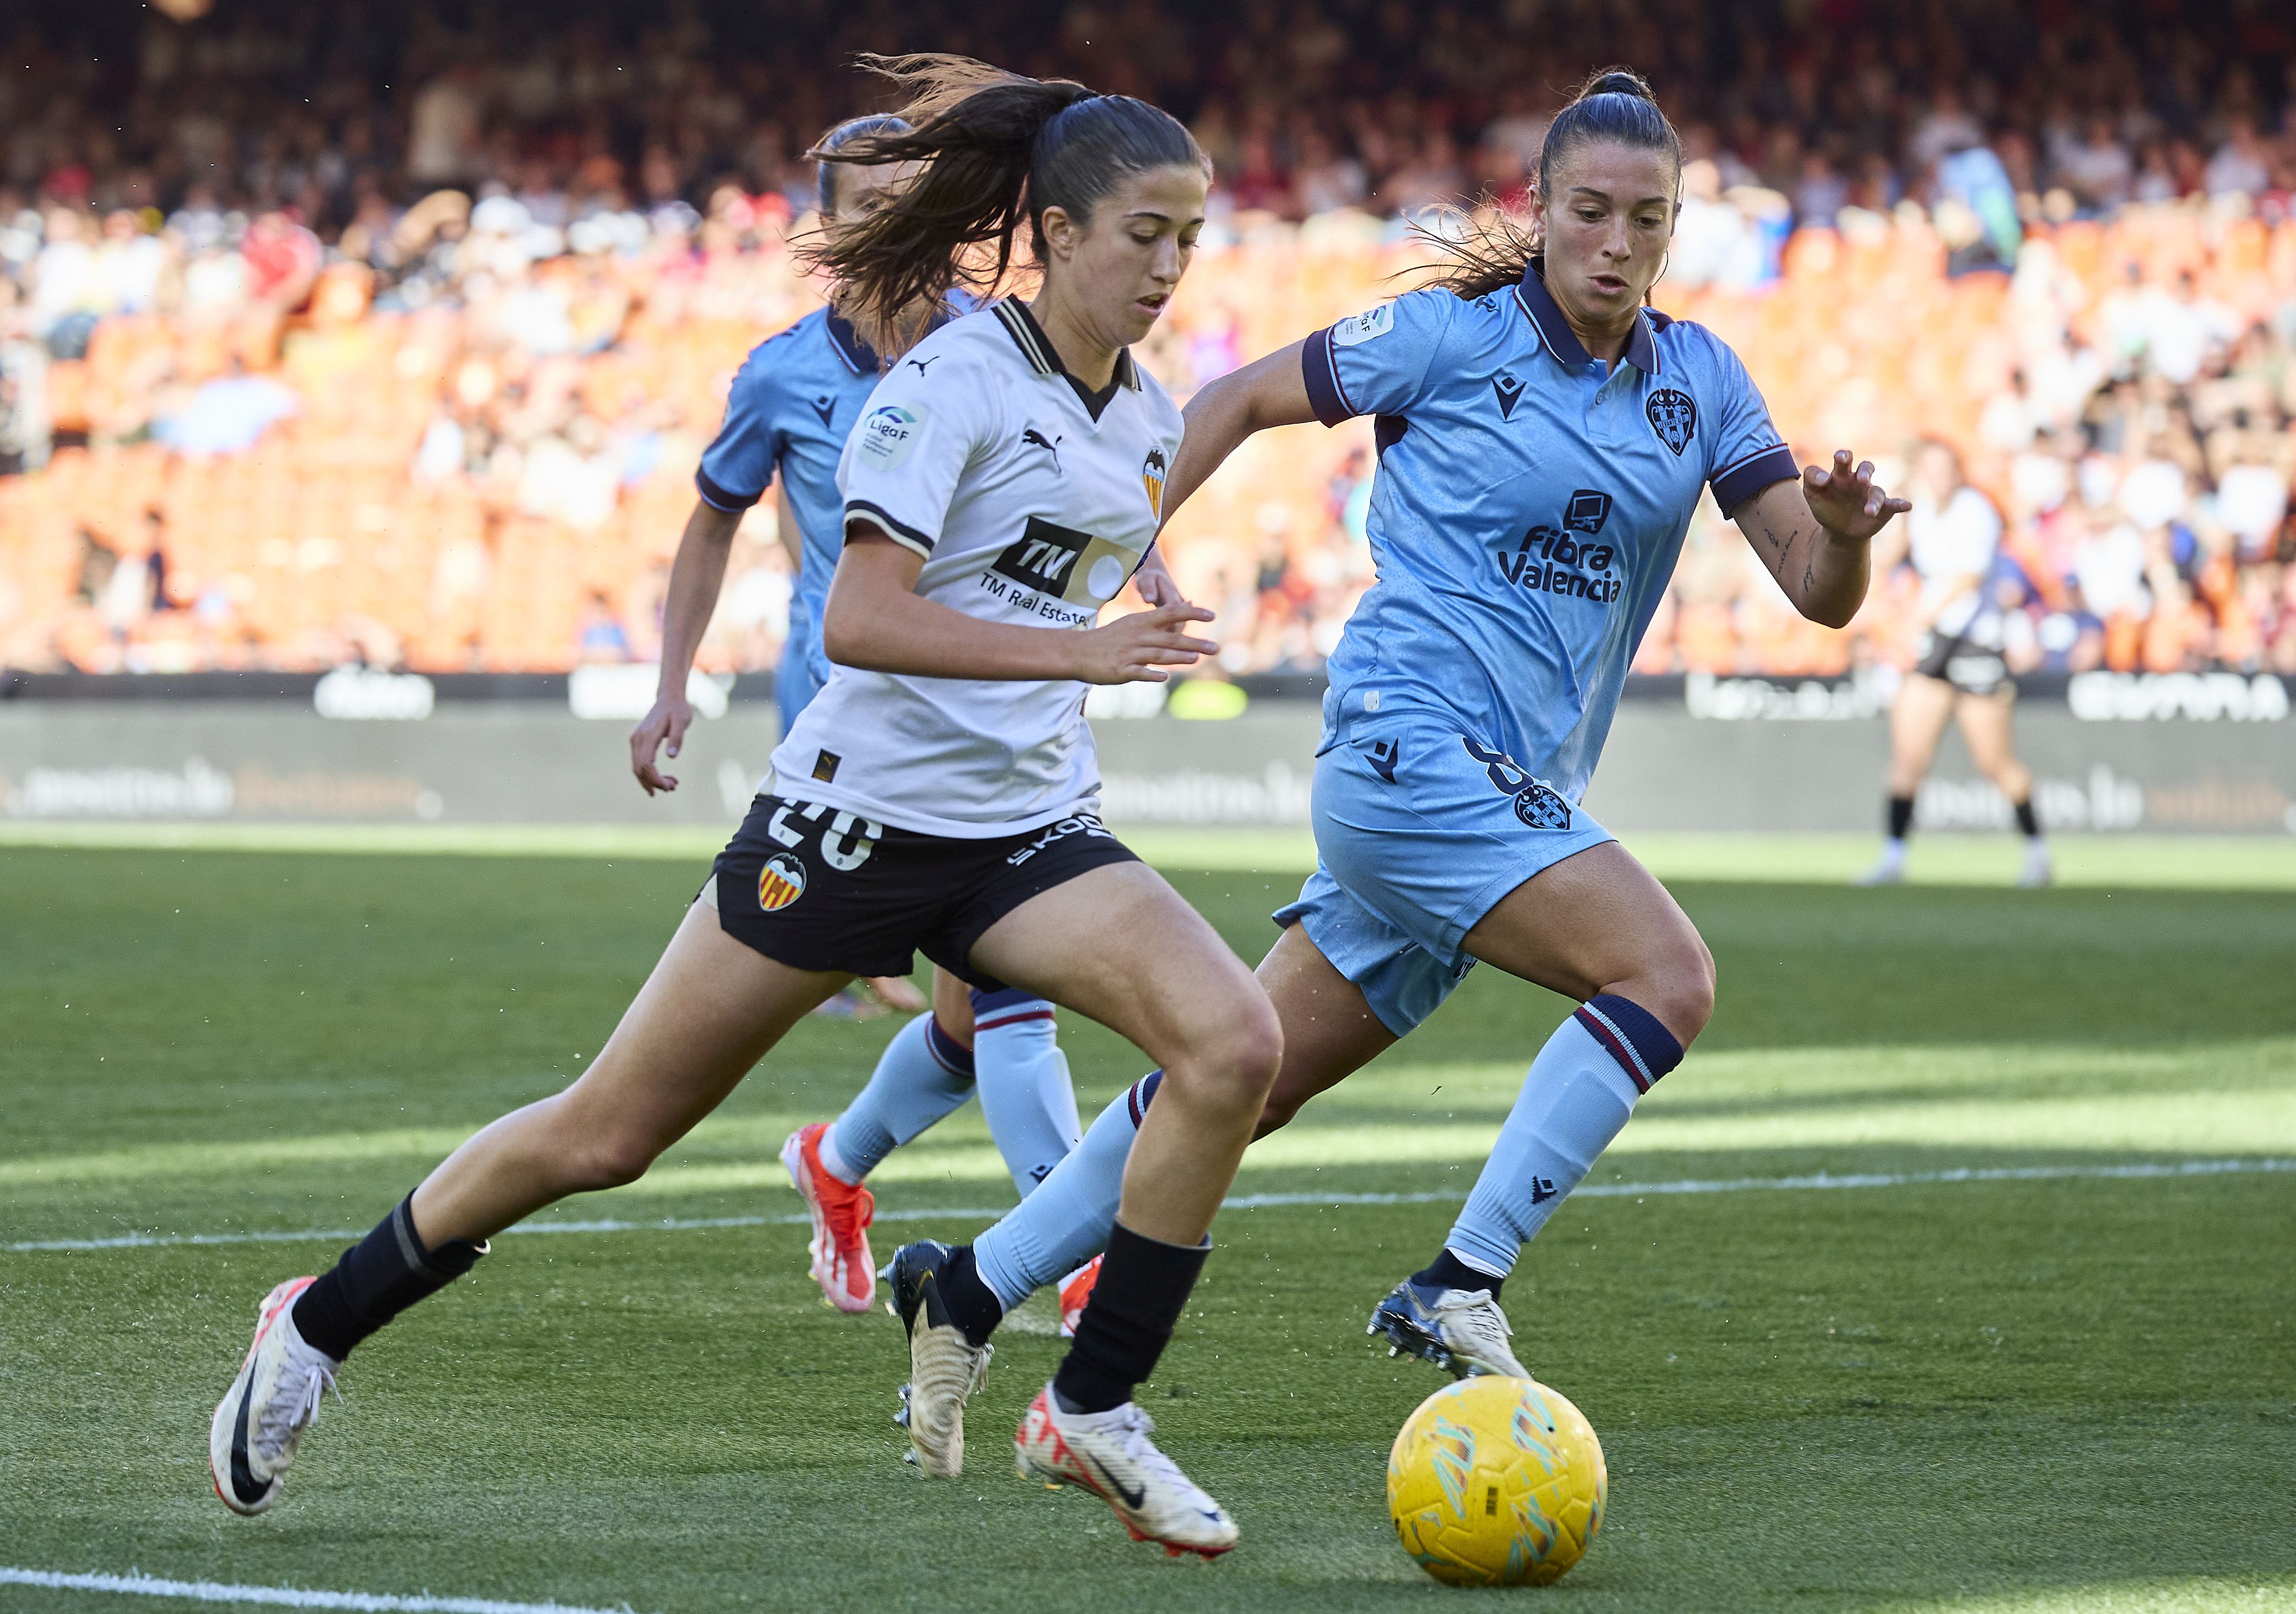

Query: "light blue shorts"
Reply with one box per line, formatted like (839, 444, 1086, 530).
(1273, 710, 1616, 1036)
(776, 619, 829, 738)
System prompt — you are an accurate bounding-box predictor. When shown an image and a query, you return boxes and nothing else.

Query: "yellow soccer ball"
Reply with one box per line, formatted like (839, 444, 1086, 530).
(1386, 1376, 1607, 1587)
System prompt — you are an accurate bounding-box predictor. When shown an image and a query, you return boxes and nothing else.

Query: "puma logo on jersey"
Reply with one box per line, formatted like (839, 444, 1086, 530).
(1021, 427, 1063, 474)
(907, 354, 941, 376)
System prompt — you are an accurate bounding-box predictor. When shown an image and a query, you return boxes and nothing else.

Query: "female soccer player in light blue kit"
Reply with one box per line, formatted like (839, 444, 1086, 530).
(629, 116, 1157, 1318)
(899, 68, 1911, 1384)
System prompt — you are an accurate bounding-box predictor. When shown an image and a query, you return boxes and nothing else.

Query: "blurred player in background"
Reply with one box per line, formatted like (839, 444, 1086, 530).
(627, 115, 1117, 1319)
(1858, 438, 2051, 887)
(907, 68, 1912, 1387)
(208, 55, 1275, 1561)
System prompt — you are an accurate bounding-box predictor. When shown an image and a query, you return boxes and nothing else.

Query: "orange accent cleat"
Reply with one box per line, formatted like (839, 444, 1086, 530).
(1057, 1255, 1102, 1339)
(781, 1122, 876, 1313)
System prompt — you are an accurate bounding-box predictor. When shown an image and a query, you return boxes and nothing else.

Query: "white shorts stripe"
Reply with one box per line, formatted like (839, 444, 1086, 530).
(0, 1566, 641, 1614)
(5, 1158, 2285, 1256)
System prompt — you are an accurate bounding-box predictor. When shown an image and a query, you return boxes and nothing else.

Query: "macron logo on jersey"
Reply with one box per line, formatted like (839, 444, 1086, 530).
(858, 404, 923, 470)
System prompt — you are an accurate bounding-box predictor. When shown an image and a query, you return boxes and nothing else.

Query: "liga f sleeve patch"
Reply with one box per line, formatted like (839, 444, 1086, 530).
(1302, 289, 1453, 429)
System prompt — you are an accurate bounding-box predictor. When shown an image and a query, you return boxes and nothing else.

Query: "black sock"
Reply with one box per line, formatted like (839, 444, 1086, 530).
(1887, 795, 1915, 839)
(1052, 1221, 1208, 1415)
(938, 1246, 1004, 1348)
(1414, 1248, 1503, 1300)
(2013, 797, 2041, 838)
(291, 1194, 487, 1361)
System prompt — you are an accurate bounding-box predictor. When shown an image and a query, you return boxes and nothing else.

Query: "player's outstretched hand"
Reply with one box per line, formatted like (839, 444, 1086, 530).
(630, 691, 694, 795)
(1804, 449, 1912, 541)
(1134, 550, 1194, 612)
(1073, 600, 1220, 685)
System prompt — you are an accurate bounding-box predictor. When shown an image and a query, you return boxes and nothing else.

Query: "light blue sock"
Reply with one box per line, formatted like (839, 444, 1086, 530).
(823, 1014, 975, 1183)
(1444, 996, 1684, 1278)
(970, 989, 1083, 1197)
(973, 1071, 1158, 1310)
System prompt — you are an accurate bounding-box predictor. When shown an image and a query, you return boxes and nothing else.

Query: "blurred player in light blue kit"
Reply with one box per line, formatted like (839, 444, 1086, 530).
(628, 115, 1114, 1319)
(907, 67, 1914, 1379)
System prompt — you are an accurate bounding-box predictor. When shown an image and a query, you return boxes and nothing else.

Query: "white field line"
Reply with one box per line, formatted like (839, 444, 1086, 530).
(0, 1565, 637, 1614)
(5, 1157, 2289, 1256)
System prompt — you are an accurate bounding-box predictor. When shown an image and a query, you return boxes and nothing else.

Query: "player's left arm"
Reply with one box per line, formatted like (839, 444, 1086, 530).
(1733, 452, 1912, 630)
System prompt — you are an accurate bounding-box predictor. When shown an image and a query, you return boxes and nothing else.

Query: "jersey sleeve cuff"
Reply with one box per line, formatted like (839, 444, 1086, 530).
(1711, 445, 1799, 516)
(845, 500, 935, 560)
(1301, 327, 1358, 427)
(695, 469, 763, 512)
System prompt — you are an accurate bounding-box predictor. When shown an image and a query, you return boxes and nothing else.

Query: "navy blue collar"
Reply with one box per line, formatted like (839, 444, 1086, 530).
(823, 308, 879, 374)
(1513, 263, 1661, 375)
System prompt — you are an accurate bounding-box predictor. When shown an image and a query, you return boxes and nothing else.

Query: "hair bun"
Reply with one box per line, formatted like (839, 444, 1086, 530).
(1580, 68, 1655, 102)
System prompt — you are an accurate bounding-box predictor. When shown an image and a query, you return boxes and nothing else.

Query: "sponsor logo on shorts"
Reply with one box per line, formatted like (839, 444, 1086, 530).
(1461, 737, 1574, 832)
(757, 852, 807, 911)
(1004, 814, 1114, 866)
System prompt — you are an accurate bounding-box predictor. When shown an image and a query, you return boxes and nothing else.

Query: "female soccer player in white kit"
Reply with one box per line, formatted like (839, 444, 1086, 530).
(899, 68, 1913, 1392)
(208, 56, 1277, 1559)
(629, 115, 1135, 1319)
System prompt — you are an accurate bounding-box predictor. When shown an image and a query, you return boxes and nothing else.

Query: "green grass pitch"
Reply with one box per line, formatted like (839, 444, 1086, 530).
(2, 835, 2292, 1612)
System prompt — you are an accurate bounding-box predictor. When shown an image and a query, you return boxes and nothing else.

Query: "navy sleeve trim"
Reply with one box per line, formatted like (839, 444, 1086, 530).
(1712, 444, 1799, 517)
(844, 499, 934, 560)
(695, 469, 763, 512)
(1301, 327, 1357, 427)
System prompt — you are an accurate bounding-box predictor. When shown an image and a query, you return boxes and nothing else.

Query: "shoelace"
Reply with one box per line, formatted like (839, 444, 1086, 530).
(1430, 1291, 1515, 1356)
(1103, 1406, 1214, 1512)
(821, 1178, 875, 1251)
(254, 1343, 339, 1462)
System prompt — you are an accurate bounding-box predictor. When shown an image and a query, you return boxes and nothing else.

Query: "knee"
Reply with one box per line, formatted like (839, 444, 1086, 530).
(575, 1133, 657, 1192)
(1164, 991, 1283, 1116)
(1624, 934, 1715, 1048)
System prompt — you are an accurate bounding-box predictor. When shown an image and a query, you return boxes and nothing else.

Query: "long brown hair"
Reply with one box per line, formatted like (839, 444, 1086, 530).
(1411, 66, 1681, 302)
(798, 54, 1208, 334)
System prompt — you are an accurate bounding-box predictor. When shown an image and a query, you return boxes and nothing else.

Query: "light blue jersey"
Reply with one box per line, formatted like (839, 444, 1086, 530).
(1283, 266, 1798, 1033)
(1302, 266, 1797, 794)
(696, 308, 897, 731)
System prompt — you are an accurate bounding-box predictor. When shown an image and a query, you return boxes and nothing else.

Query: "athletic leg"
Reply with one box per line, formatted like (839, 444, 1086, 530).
(213, 901, 843, 1514)
(1957, 691, 2051, 885)
(1861, 672, 1956, 883)
(962, 922, 1394, 1321)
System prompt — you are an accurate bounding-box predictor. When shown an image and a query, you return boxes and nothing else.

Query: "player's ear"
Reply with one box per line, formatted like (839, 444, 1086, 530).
(1038, 204, 1080, 262)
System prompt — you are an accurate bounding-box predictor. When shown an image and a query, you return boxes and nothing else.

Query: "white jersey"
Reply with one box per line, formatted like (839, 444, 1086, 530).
(769, 299, 1182, 838)
(1907, 484, 2004, 645)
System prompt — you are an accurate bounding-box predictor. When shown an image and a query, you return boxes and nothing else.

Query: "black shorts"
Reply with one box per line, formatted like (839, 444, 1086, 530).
(1914, 630, 2011, 697)
(707, 794, 1141, 990)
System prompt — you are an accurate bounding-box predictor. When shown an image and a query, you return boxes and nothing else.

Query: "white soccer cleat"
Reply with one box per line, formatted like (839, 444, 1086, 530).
(2018, 842, 2054, 888)
(1057, 1255, 1102, 1340)
(887, 1241, 992, 1477)
(782, 1122, 876, 1313)
(1852, 854, 1906, 887)
(1015, 1384, 1238, 1559)
(1368, 1278, 1530, 1379)
(209, 1277, 340, 1515)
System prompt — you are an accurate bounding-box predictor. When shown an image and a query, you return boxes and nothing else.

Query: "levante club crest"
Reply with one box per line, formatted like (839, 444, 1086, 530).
(1645, 388, 1696, 455)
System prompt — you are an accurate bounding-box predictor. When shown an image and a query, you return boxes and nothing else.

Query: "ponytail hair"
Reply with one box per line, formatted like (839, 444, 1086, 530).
(816, 114, 913, 216)
(798, 54, 1209, 332)
(1413, 66, 1681, 302)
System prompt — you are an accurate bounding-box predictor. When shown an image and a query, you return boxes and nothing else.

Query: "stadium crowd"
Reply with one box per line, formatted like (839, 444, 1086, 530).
(1, 0, 2293, 679)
